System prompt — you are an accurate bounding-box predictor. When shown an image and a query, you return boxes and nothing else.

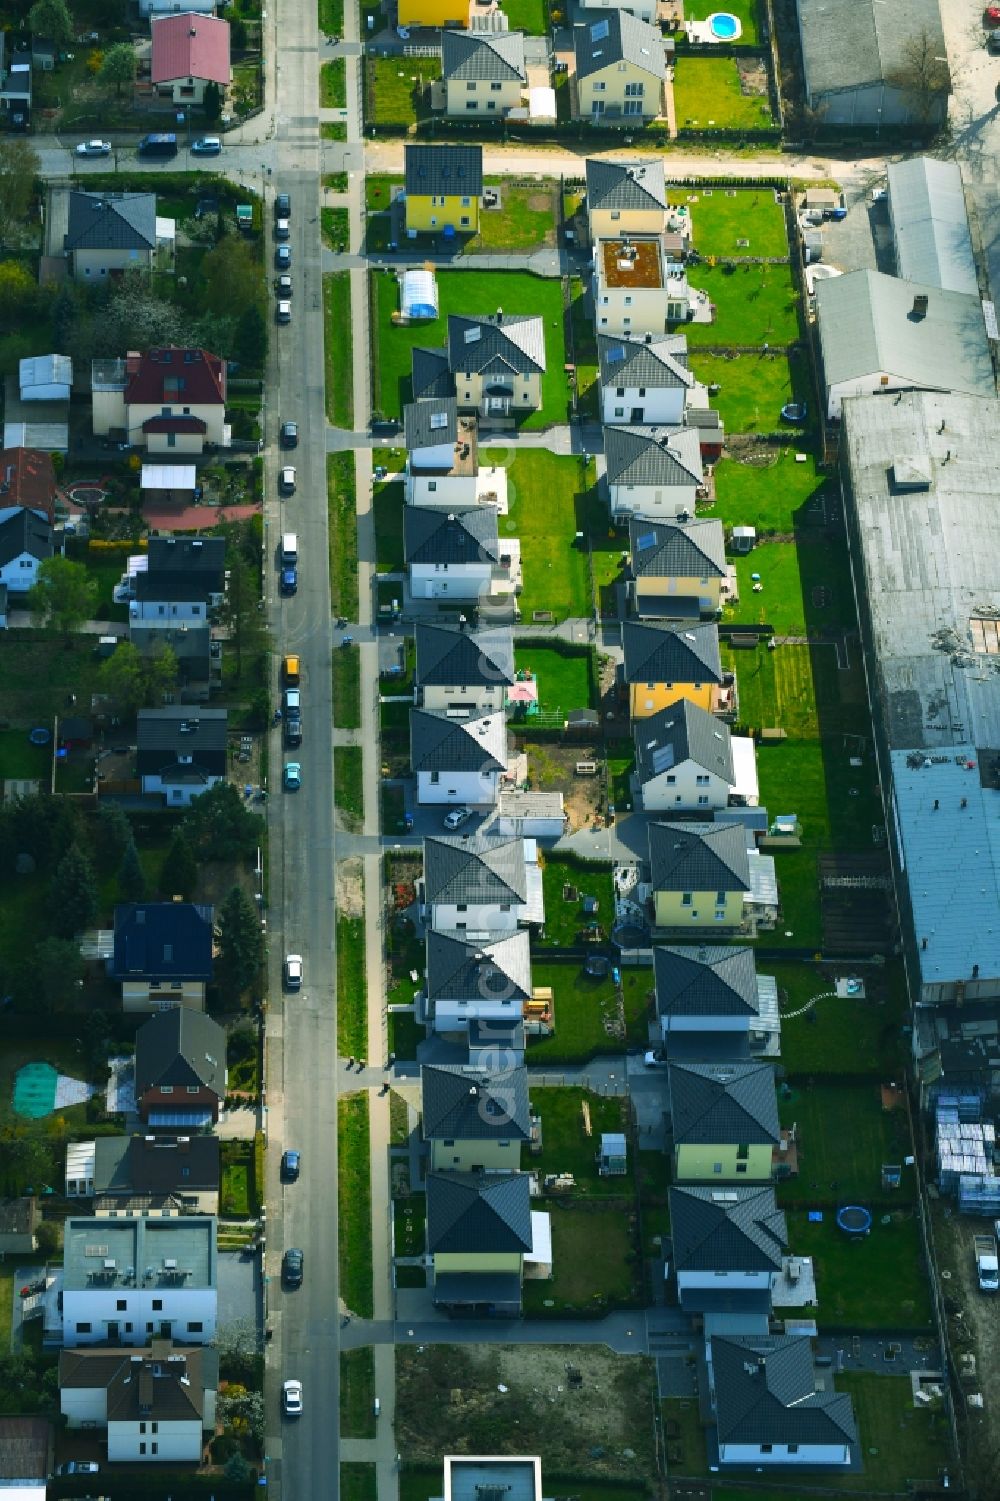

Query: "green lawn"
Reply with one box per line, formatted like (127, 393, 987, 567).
(483, 448, 602, 619)
(682, 263, 801, 348)
(778, 1211, 933, 1331)
(322, 122, 348, 140)
(389, 1008, 425, 1059)
(373, 481, 405, 573)
(671, 185, 785, 257)
(672, 56, 775, 132)
(689, 351, 810, 434)
(497, 0, 548, 29)
(724, 640, 824, 737)
(777, 1083, 915, 1206)
(661, 1399, 706, 1477)
(529, 1087, 632, 1196)
(318, 0, 344, 30)
(365, 174, 400, 211)
(337, 905, 368, 1059)
(372, 270, 569, 429)
(526, 961, 653, 1063)
(325, 171, 349, 191)
(220, 1159, 252, 1218)
(338, 1093, 374, 1317)
(321, 206, 350, 251)
(367, 56, 440, 128)
(335, 745, 364, 830)
(340, 1347, 376, 1438)
(476, 184, 558, 250)
(522, 1200, 641, 1312)
(727, 537, 857, 637)
(707, 446, 828, 533)
(539, 857, 614, 947)
(681, 0, 760, 44)
(0, 728, 51, 782)
(513, 644, 594, 715)
(327, 453, 359, 618)
(835, 1373, 950, 1491)
(341, 1463, 378, 1501)
(0, 630, 107, 725)
(755, 738, 880, 853)
(333, 649, 361, 730)
(775, 959, 908, 1076)
(324, 272, 354, 428)
(321, 57, 347, 107)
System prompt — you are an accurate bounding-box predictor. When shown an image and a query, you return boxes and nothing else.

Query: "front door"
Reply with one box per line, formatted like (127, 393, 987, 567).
(631, 407, 644, 422)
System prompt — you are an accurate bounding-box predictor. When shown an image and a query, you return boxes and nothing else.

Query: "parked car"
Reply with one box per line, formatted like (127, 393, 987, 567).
(281, 564, 298, 596)
(281, 1149, 301, 1181)
(277, 299, 292, 325)
(76, 139, 111, 156)
(280, 465, 296, 495)
(282, 1248, 304, 1286)
(275, 192, 291, 218)
(276, 273, 293, 297)
(283, 686, 301, 715)
(283, 762, 302, 791)
(282, 654, 300, 685)
(275, 245, 292, 270)
(281, 420, 298, 448)
(283, 1379, 303, 1417)
(443, 806, 472, 830)
(284, 953, 303, 988)
(57, 1463, 101, 1475)
(275, 218, 290, 241)
(191, 135, 222, 155)
(284, 714, 302, 747)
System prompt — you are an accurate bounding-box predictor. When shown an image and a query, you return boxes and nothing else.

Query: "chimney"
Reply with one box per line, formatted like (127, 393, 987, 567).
(912, 294, 928, 319)
(496, 307, 503, 323)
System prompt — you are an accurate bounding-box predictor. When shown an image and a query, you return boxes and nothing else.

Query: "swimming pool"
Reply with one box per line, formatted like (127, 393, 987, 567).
(708, 11, 742, 40)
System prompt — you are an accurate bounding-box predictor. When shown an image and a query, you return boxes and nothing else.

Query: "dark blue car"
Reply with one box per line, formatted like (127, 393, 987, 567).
(281, 565, 297, 595)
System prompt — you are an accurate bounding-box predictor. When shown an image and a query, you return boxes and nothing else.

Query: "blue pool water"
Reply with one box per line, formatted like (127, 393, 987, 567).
(710, 12, 739, 37)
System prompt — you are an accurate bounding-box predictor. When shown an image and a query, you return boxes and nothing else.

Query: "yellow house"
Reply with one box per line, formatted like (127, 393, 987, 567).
(404, 143, 483, 234)
(648, 820, 751, 928)
(628, 515, 726, 617)
(668, 1060, 780, 1183)
(421, 1062, 530, 1175)
(573, 11, 665, 122)
(442, 30, 526, 119)
(622, 619, 724, 718)
(91, 346, 227, 456)
(448, 312, 545, 418)
(426, 1169, 533, 1315)
(585, 157, 668, 241)
(397, 0, 465, 28)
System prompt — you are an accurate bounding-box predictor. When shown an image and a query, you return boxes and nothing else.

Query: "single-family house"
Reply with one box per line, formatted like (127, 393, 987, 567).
(0, 582, 7, 630)
(110, 902, 214, 1013)
(404, 397, 460, 471)
(404, 145, 483, 235)
(573, 12, 665, 121)
(442, 31, 526, 119)
(593, 238, 689, 338)
(654, 945, 780, 1059)
(597, 332, 694, 426)
(0, 509, 53, 594)
(133, 1007, 227, 1127)
(438, 1458, 544, 1501)
(814, 270, 992, 421)
(422, 1062, 530, 1172)
(61, 1215, 217, 1347)
(669, 1184, 787, 1313)
(604, 425, 702, 519)
(150, 13, 230, 104)
(586, 158, 668, 239)
(59, 1341, 218, 1462)
(64, 191, 171, 280)
(129, 624, 219, 703)
(424, 928, 532, 1034)
(648, 820, 750, 930)
(886, 157, 977, 297)
(411, 707, 509, 807)
(0, 447, 57, 524)
(91, 347, 228, 455)
(668, 1060, 779, 1182)
(146, 536, 226, 604)
(0, 32, 31, 130)
(426, 1169, 533, 1315)
(0, 1197, 40, 1254)
(412, 345, 456, 404)
(136, 707, 228, 806)
(795, 0, 948, 131)
(405, 506, 521, 606)
(422, 834, 544, 933)
(68, 1133, 221, 1217)
(448, 313, 545, 419)
(140, 0, 215, 16)
(634, 699, 736, 813)
(627, 515, 725, 617)
(709, 1334, 857, 1468)
(622, 619, 725, 718)
(415, 622, 515, 715)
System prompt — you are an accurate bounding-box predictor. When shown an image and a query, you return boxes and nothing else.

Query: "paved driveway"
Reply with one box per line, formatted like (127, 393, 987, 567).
(218, 1249, 263, 1337)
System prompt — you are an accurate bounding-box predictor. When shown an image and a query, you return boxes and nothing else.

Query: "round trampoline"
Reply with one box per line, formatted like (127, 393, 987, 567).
(13, 1061, 59, 1119)
(836, 1204, 872, 1237)
(612, 920, 650, 949)
(28, 727, 51, 746)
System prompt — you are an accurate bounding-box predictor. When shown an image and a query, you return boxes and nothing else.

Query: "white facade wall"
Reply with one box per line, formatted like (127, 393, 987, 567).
(826, 371, 917, 420)
(61, 1387, 107, 1426)
(409, 561, 494, 602)
(416, 766, 501, 806)
(420, 684, 506, 715)
(601, 383, 686, 426)
(609, 481, 698, 518)
(0, 552, 44, 592)
(108, 1418, 203, 1462)
(661, 1014, 750, 1039)
(678, 1268, 773, 1298)
(429, 900, 520, 933)
(62, 1286, 216, 1347)
(406, 470, 507, 508)
(719, 1440, 850, 1466)
(595, 283, 668, 338)
(131, 599, 208, 625)
(433, 997, 525, 1031)
(140, 772, 222, 807)
(640, 757, 731, 813)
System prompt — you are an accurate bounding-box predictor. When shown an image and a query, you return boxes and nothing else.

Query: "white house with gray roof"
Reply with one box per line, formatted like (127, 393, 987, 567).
(709, 1335, 857, 1468)
(887, 157, 977, 297)
(605, 424, 703, 518)
(669, 1184, 787, 1314)
(422, 835, 544, 932)
(442, 31, 526, 118)
(796, 0, 948, 129)
(61, 1215, 217, 1348)
(404, 397, 459, 470)
(410, 707, 508, 807)
(815, 270, 992, 420)
(447, 313, 545, 420)
(634, 699, 740, 813)
(585, 158, 668, 238)
(573, 12, 665, 121)
(598, 332, 695, 426)
(63, 191, 173, 280)
(404, 506, 521, 606)
(654, 945, 780, 1058)
(415, 622, 515, 715)
(627, 514, 726, 617)
(425, 928, 532, 1034)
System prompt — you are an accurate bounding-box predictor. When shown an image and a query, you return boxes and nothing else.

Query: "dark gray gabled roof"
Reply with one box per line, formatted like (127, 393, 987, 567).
(135, 570, 215, 603)
(426, 1169, 533, 1253)
(65, 191, 157, 252)
(669, 1184, 786, 1272)
(574, 11, 666, 81)
(405, 505, 501, 567)
(415, 622, 515, 688)
(598, 331, 692, 391)
(586, 157, 668, 214)
(147, 534, 225, 582)
(425, 928, 533, 1004)
(423, 835, 528, 905)
(134, 1008, 226, 1099)
(649, 821, 751, 893)
(448, 314, 546, 376)
(629, 516, 725, 580)
(404, 396, 458, 452)
(668, 1061, 779, 1146)
(111, 902, 214, 983)
(634, 699, 734, 787)
(605, 425, 703, 488)
(655, 945, 762, 1019)
(0, 509, 52, 568)
(410, 707, 507, 774)
(441, 30, 526, 83)
(622, 619, 722, 686)
(135, 708, 228, 778)
(94, 1133, 221, 1195)
(405, 143, 484, 198)
(421, 1063, 531, 1141)
(411, 346, 455, 402)
(712, 1335, 858, 1448)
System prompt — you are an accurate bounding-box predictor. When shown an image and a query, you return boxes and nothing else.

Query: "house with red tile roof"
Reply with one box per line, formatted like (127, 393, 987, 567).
(91, 348, 228, 455)
(150, 13, 230, 105)
(0, 448, 57, 525)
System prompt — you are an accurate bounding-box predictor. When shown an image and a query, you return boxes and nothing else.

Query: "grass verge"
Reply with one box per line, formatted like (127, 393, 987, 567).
(335, 745, 364, 829)
(333, 648, 361, 729)
(321, 206, 350, 251)
(340, 1347, 376, 1438)
(327, 452, 358, 618)
(337, 903, 367, 1060)
(338, 1094, 373, 1317)
(324, 272, 354, 428)
(340, 1462, 377, 1501)
(321, 58, 347, 107)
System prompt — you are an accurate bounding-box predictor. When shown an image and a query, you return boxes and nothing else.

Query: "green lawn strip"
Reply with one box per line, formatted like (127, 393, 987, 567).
(324, 272, 354, 428)
(333, 648, 361, 730)
(318, 0, 344, 30)
(327, 453, 358, 617)
(522, 1198, 642, 1312)
(373, 271, 568, 428)
(606, 738, 635, 813)
(496, 0, 547, 30)
(526, 961, 652, 1064)
(338, 1094, 374, 1317)
(321, 122, 348, 140)
(539, 856, 614, 947)
(220, 1141, 253, 1217)
(476, 184, 558, 251)
(771, 959, 907, 1076)
(529, 1086, 631, 1196)
(672, 184, 784, 255)
(340, 1462, 378, 1501)
(321, 57, 347, 107)
(834, 1373, 950, 1490)
(680, 0, 759, 42)
(368, 56, 440, 127)
(324, 171, 349, 191)
(777, 1082, 915, 1207)
(724, 641, 821, 737)
(681, 262, 801, 348)
(778, 1211, 932, 1331)
(389, 1008, 424, 1059)
(0, 728, 52, 782)
(336, 906, 368, 1059)
(335, 745, 364, 829)
(513, 644, 593, 716)
(688, 351, 809, 434)
(394, 1191, 425, 1256)
(340, 1347, 377, 1438)
(706, 446, 828, 534)
(373, 481, 405, 572)
(661, 1398, 707, 1476)
(366, 174, 401, 211)
(321, 206, 350, 251)
(483, 448, 600, 619)
(672, 56, 775, 132)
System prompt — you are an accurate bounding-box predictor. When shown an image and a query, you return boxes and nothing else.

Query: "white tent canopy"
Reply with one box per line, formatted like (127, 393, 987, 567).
(400, 268, 439, 321)
(141, 464, 197, 490)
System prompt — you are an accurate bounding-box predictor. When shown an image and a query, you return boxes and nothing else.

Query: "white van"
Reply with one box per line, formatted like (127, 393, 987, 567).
(281, 532, 298, 563)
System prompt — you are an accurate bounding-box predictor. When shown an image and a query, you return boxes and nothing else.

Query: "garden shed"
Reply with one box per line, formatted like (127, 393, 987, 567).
(400, 268, 439, 322)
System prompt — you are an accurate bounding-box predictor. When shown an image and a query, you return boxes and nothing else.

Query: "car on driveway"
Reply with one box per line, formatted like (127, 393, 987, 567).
(281, 420, 298, 448)
(282, 1248, 304, 1286)
(76, 139, 111, 156)
(191, 135, 222, 155)
(284, 953, 303, 988)
(281, 1149, 301, 1181)
(283, 1379, 303, 1417)
(280, 466, 296, 495)
(281, 565, 298, 596)
(443, 806, 472, 830)
(275, 245, 291, 270)
(283, 761, 302, 791)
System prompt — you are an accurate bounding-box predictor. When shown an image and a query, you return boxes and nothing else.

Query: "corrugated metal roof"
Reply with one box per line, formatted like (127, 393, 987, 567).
(797, 0, 946, 102)
(887, 157, 977, 296)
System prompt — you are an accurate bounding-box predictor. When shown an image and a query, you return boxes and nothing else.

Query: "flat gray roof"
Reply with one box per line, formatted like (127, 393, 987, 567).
(445, 1458, 541, 1501)
(888, 157, 978, 297)
(63, 1215, 216, 1289)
